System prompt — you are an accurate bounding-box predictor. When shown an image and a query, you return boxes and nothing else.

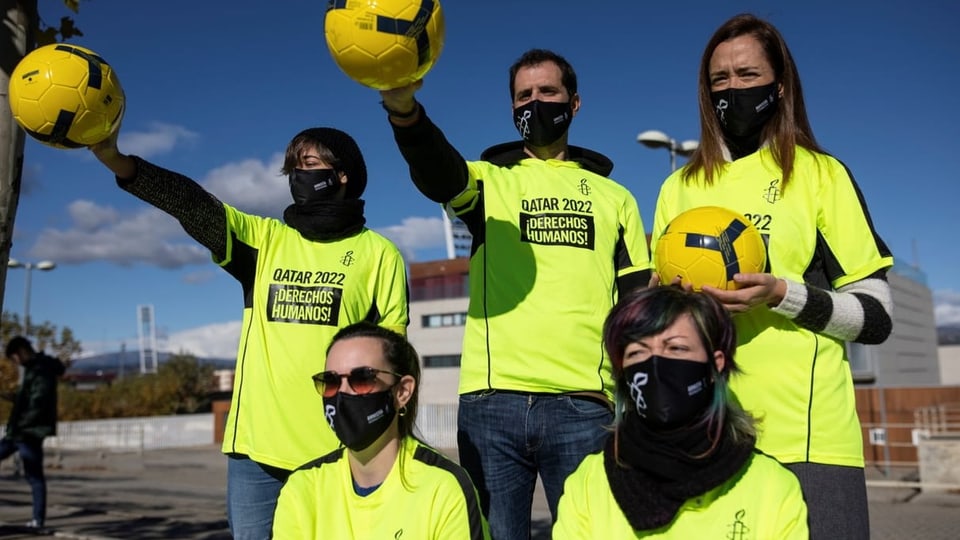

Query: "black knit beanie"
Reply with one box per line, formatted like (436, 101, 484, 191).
(292, 127, 368, 199)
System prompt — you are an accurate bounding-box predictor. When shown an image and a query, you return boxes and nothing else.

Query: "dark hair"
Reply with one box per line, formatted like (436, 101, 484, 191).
(281, 127, 368, 199)
(327, 322, 421, 439)
(508, 48, 578, 100)
(684, 13, 824, 188)
(603, 287, 754, 454)
(604, 287, 736, 376)
(5, 335, 32, 358)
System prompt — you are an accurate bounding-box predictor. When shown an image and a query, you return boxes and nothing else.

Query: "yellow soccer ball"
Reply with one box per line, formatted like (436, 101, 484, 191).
(324, 0, 445, 90)
(8, 43, 125, 149)
(655, 206, 767, 291)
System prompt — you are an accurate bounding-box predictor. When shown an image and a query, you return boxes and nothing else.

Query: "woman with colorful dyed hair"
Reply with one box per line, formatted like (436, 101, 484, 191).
(553, 287, 808, 538)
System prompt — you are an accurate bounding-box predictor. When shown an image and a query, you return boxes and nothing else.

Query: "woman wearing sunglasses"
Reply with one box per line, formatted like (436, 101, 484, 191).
(273, 322, 489, 539)
(553, 287, 808, 538)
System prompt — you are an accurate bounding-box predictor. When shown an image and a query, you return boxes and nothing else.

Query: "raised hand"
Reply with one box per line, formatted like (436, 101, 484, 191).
(701, 272, 786, 313)
(88, 125, 136, 180)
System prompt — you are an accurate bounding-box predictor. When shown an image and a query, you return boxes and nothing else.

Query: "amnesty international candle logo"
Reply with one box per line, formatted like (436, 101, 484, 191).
(267, 283, 343, 325)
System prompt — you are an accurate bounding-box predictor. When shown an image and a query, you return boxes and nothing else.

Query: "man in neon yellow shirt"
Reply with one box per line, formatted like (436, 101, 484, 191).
(380, 49, 651, 539)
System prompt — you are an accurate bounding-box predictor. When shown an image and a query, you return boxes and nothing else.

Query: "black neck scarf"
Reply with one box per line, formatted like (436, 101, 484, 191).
(283, 199, 366, 241)
(604, 411, 755, 531)
(724, 130, 763, 161)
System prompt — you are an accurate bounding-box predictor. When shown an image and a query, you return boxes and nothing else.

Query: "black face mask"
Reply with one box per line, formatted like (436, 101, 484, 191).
(323, 390, 396, 451)
(512, 100, 573, 147)
(289, 168, 341, 206)
(621, 355, 714, 429)
(710, 82, 779, 138)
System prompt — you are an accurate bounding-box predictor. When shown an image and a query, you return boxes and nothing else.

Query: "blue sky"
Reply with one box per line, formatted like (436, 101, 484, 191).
(5, 0, 959, 358)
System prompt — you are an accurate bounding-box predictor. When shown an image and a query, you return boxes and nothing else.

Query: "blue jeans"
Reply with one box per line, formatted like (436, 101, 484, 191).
(0, 437, 47, 525)
(457, 391, 612, 540)
(226, 454, 291, 540)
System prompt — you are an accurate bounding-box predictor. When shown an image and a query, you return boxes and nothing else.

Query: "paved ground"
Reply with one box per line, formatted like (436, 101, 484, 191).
(0, 445, 957, 538)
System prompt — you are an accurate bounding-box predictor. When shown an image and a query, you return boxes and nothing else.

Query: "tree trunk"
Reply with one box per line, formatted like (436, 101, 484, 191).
(0, 0, 37, 314)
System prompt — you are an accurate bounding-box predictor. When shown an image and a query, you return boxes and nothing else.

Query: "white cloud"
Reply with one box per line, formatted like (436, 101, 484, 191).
(28, 148, 288, 267)
(181, 269, 218, 284)
(30, 200, 208, 267)
(119, 122, 198, 158)
(30, 144, 446, 269)
(376, 216, 447, 261)
(162, 321, 242, 359)
(934, 289, 960, 326)
(201, 153, 288, 217)
(78, 320, 241, 360)
(68, 199, 120, 231)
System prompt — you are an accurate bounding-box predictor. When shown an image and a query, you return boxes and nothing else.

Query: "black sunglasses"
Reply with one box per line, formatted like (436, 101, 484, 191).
(312, 366, 402, 398)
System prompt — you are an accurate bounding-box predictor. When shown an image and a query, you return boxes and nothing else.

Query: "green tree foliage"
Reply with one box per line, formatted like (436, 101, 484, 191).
(1, 309, 217, 421)
(36, 0, 84, 46)
(0, 310, 82, 361)
(58, 353, 216, 421)
(159, 353, 216, 414)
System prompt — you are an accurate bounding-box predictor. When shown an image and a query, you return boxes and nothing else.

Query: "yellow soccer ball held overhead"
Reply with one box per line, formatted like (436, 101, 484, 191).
(655, 206, 767, 291)
(8, 43, 125, 149)
(324, 0, 445, 90)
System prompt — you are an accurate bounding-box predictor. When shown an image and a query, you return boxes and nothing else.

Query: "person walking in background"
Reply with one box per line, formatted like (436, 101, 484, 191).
(554, 286, 807, 538)
(273, 322, 488, 539)
(89, 124, 409, 539)
(1, 336, 68, 531)
(379, 48, 652, 539)
(651, 13, 893, 538)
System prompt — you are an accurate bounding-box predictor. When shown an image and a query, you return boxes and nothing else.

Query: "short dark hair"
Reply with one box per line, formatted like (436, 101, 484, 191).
(5, 335, 33, 358)
(508, 48, 578, 100)
(281, 127, 368, 199)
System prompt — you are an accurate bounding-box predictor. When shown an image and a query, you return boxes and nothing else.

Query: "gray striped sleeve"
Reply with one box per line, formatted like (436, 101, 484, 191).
(770, 277, 892, 344)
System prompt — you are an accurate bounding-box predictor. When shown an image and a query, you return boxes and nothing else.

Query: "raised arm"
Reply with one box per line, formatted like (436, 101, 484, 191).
(380, 83, 470, 204)
(89, 128, 229, 260)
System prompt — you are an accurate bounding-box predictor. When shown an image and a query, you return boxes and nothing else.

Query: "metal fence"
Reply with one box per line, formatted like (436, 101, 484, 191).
(0, 407, 460, 455)
(915, 402, 960, 436)
(862, 402, 960, 490)
(414, 403, 459, 450)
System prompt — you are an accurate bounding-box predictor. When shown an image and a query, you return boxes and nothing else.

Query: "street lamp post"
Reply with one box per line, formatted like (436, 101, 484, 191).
(637, 129, 699, 172)
(7, 258, 56, 336)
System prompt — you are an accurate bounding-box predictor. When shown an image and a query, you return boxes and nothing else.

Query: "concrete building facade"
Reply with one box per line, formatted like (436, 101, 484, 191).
(407, 258, 469, 405)
(850, 265, 941, 387)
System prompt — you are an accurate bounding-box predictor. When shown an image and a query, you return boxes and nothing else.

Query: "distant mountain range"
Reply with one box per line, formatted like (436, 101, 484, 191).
(937, 325, 960, 345)
(69, 350, 236, 375)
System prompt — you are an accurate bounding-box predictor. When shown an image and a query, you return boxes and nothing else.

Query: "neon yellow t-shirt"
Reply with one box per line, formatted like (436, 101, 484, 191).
(450, 158, 651, 399)
(554, 450, 808, 539)
(652, 147, 893, 466)
(273, 437, 489, 539)
(218, 204, 409, 469)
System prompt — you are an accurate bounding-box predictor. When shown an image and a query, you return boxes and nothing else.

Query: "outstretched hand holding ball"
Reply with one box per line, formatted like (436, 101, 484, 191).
(8, 43, 124, 149)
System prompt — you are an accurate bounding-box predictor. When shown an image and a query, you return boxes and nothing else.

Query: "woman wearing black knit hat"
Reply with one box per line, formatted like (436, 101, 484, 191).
(90, 125, 408, 540)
